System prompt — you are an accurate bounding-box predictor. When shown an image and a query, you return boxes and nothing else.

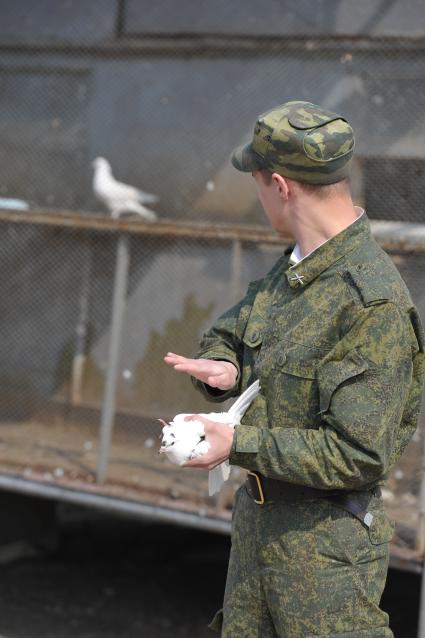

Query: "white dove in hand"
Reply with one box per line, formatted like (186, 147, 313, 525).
(160, 417, 211, 465)
(159, 380, 261, 496)
(92, 157, 159, 221)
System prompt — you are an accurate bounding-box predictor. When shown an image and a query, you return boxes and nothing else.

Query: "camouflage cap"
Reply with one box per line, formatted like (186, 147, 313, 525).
(231, 100, 354, 185)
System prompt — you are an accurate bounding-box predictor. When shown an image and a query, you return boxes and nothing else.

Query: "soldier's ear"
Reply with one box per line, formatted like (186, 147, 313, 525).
(271, 172, 290, 201)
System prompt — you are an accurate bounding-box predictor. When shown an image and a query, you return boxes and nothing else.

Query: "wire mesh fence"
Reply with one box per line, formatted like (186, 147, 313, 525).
(1, 0, 425, 571)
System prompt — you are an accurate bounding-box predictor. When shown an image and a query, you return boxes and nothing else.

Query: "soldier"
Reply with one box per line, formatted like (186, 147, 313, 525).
(164, 101, 425, 637)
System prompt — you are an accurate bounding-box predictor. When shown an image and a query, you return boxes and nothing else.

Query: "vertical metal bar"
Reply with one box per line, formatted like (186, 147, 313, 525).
(418, 560, 425, 638)
(71, 240, 93, 405)
(115, 0, 126, 38)
(97, 233, 130, 483)
(231, 239, 243, 299)
(417, 424, 425, 637)
(417, 442, 425, 558)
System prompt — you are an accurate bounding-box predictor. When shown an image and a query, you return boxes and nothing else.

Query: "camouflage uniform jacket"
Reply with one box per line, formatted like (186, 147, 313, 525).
(193, 212, 425, 491)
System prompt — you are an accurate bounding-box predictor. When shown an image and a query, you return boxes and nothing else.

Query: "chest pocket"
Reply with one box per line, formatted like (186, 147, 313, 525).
(259, 340, 326, 428)
(273, 341, 322, 379)
(317, 349, 369, 415)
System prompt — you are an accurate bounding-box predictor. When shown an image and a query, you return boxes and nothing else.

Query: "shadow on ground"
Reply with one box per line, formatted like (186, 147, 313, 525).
(0, 506, 419, 637)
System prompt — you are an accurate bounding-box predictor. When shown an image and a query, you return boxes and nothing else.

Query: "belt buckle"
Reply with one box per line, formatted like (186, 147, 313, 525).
(248, 471, 265, 505)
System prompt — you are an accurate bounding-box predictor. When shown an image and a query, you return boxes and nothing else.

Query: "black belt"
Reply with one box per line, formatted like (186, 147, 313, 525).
(245, 471, 378, 528)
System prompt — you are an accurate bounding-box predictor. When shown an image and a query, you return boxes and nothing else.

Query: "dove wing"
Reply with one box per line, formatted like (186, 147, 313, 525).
(102, 174, 157, 204)
(134, 189, 159, 204)
(208, 461, 231, 496)
(163, 383, 260, 496)
(206, 382, 260, 496)
(106, 177, 146, 202)
(227, 379, 261, 423)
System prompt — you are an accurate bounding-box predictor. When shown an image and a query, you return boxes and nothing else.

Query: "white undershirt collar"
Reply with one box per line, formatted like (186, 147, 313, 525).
(289, 207, 365, 266)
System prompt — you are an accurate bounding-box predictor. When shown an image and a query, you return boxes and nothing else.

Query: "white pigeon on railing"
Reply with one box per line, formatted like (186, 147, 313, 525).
(92, 157, 159, 221)
(159, 380, 261, 496)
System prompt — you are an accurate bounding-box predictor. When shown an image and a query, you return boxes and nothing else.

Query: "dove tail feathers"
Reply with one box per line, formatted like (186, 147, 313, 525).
(228, 379, 261, 421)
(137, 191, 159, 205)
(208, 461, 231, 496)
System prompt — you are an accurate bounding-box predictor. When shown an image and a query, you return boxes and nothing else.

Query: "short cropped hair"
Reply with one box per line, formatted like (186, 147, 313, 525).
(259, 169, 350, 200)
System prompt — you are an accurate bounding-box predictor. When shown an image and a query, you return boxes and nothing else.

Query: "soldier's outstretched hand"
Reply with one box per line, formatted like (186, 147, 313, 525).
(164, 352, 237, 390)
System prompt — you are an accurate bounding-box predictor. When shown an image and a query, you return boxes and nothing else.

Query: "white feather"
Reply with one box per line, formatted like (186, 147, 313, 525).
(92, 157, 159, 221)
(160, 380, 261, 495)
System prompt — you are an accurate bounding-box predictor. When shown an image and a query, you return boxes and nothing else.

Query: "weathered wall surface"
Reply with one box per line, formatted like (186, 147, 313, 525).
(0, 1, 425, 220)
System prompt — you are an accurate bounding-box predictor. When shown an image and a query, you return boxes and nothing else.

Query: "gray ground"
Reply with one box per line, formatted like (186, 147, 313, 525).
(0, 506, 420, 638)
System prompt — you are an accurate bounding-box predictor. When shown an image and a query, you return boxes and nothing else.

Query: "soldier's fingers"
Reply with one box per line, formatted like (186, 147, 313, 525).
(167, 354, 218, 369)
(183, 455, 213, 468)
(172, 362, 202, 375)
(164, 352, 192, 365)
(163, 352, 179, 362)
(182, 460, 203, 468)
(174, 361, 219, 379)
(184, 457, 221, 469)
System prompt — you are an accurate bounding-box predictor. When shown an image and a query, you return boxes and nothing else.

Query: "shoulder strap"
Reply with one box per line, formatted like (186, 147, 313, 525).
(347, 264, 391, 307)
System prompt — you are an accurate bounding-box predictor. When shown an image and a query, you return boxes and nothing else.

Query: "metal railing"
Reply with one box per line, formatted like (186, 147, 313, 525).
(0, 207, 424, 574)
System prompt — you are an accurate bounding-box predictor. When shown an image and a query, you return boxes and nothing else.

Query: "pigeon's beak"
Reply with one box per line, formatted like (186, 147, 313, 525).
(158, 418, 168, 428)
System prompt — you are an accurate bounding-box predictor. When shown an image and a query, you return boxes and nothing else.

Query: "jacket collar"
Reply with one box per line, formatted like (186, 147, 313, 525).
(285, 211, 371, 289)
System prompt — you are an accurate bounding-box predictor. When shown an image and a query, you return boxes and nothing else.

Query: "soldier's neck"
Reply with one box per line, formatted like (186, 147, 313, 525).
(290, 197, 361, 260)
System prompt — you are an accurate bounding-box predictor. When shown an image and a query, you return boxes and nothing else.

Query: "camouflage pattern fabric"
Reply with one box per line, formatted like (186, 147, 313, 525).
(231, 101, 354, 184)
(192, 212, 425, 636)
(210, 487, 394, 637)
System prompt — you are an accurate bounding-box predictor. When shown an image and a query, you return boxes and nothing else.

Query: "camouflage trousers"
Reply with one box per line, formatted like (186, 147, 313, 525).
(210, 485, 394, 637)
